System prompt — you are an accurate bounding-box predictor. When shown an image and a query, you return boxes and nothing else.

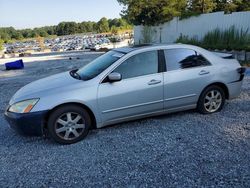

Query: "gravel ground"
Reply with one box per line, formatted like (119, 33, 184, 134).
(0, 52, 249, 187)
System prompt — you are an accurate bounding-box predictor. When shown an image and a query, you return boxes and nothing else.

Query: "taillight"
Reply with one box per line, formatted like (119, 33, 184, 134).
(237, 67, 246, 82)
(237, 67, 246, 74)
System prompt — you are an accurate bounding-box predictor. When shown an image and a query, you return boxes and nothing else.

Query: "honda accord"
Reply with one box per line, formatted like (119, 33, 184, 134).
(4, 44, 245, 144)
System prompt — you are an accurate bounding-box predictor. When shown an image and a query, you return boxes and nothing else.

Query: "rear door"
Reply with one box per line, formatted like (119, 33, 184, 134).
(98, 50, 164, 123)
(163, 48, 212, 109)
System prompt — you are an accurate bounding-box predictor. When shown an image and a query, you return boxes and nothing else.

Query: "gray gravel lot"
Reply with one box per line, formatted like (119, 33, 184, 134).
(0, 52, 249, 187)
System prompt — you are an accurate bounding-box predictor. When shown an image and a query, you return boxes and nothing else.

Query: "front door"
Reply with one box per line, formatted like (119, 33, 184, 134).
(98, 50, 164, 123)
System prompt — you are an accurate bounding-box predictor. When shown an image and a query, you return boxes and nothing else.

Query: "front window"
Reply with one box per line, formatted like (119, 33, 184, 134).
(114, 50, 158, 79)
(77, 50, 124, 80)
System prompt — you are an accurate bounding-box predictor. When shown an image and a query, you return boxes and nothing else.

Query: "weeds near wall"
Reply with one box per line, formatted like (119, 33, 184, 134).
(141, 26, 154, 44)
(176, 26, 250, 51)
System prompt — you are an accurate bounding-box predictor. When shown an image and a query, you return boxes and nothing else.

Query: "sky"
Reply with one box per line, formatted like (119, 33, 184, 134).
(0, 0, 123, 29)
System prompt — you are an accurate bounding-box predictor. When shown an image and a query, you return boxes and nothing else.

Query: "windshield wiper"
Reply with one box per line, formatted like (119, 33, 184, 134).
(69, 69, 81, 80)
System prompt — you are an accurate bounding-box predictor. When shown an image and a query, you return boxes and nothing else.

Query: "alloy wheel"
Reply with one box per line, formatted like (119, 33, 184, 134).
(55, 112, 85, 140)
(204, 90, 222, 113)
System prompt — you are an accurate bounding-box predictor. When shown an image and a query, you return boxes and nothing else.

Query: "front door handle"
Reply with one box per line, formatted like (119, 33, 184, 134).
(199, 70, 210, 75)
(148, 79, 161, 85)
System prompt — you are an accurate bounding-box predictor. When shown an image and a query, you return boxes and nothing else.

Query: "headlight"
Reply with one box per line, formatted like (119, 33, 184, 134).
(8, 99, 39, 113)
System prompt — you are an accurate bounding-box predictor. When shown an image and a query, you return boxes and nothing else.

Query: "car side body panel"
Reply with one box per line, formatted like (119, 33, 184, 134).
(97, 73, 164, 124)
(163, 66, 215, 109)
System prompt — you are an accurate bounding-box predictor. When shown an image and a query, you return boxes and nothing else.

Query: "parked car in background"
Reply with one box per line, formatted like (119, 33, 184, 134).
(4, 44, 246, 144)
(4, 34, 113, 53)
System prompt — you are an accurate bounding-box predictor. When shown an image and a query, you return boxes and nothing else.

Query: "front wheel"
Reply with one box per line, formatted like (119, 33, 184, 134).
(197, 85, 225, 114)
(47, 105, 91, 144)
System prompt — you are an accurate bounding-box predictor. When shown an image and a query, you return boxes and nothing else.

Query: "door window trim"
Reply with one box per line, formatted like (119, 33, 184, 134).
(101, 50, 163, 83)
(158, 50, 167, 73)
(163, 48, 212, 72)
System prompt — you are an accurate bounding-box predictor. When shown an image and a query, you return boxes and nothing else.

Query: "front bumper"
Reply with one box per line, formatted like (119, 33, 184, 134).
(4, 110, 48, 136)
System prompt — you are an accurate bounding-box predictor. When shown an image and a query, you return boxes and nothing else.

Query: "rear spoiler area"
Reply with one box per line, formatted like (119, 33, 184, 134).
(237, 67, 246, 74)
(237, 67, 246, 82)
(212, 52, 234, 59)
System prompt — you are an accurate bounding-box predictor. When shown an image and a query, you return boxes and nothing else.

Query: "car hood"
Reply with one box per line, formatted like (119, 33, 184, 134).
(10, 71, 80, 104)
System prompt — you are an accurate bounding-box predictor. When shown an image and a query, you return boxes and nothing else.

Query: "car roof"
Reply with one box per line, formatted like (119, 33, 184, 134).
(112, 43, 222, 64)
(113, 43, 205, 54)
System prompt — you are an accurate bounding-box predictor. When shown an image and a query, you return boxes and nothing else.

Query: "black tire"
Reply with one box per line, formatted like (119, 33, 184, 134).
(47, 105, 91, 144)
(197, 85, 225, 114)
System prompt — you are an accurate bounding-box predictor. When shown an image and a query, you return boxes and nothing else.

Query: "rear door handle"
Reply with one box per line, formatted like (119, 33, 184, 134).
(148, 79, 161, 85)
(199, 70, 210, 75)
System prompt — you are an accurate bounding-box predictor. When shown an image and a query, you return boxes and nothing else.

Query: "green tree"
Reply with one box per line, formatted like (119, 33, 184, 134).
(108, 18, 131, 30)
(78, 21, 97, 33)
(10, 31, 23, 40)
(0, 17, 132, 40)
(213, 0, 226, 11)
(42, 26, 56, 35)
(0, 29, 11, 42)
(96, 17, 110, 33)
(56, 22, 78, 36)
(78, 22, 87, 33)
(86, 21, 97, 32)
(108, 18, 120, 28)
(190, 0, 216, 13)
(213, 0, 250, 13)
(33, 28, 49, 37)
(117, 0, 186, 26)
(224, 0, 238, 13)
(21, 29, 33, 38)
(111, 25, 119, 34)
(234, 0, 250, 11)
(0, 39, 4, 51)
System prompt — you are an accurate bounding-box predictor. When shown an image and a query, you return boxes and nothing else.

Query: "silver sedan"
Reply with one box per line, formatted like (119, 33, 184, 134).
(4, 44, 246, 144)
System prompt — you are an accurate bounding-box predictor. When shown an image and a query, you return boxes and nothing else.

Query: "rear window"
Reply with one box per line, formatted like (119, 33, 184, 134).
(164, 49, 210, 71)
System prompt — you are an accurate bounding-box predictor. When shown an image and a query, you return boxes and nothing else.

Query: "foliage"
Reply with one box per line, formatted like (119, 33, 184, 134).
(0, 39, 4, 51)
(118, 0, 250, 24)
(117, 0, 186, 26)
(96, 17, 110, 33)
(175, 26, 250, 51)
(36, 36, 45, 50)
(236, 0, 250, 11)
(0, 18, 132, 43)
(214, 0, 250, 12)
(176, 34, 200, 45)
(56, 22, 79, 36)
(78, 21, 96, 33)
(190, 0, 216, 13)
(111, 26, 119, 35)
(240, 60, 250, 67)
(141, 26, 154, 44)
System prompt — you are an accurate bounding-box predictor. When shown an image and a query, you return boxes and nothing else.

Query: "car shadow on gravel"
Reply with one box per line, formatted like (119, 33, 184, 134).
(0, 109, 195, 146)
(1, 96, 247, 147)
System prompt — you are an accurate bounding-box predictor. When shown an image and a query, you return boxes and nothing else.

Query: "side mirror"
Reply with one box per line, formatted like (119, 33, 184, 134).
(108, 72, 122, 82)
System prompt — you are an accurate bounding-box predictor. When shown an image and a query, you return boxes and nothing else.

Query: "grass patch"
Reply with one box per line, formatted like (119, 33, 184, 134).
(176, 26, 250, 51)
(240, 60, 250, 67)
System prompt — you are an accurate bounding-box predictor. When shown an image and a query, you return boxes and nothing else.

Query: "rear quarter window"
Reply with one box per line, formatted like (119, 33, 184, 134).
(164, 49, 211, 71)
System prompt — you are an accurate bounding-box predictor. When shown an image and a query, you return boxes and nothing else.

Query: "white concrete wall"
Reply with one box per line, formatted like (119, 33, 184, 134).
(134, 11, 250, 44)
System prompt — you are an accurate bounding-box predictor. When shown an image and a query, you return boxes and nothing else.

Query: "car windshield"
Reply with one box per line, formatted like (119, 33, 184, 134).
(77, 50, 124, 80)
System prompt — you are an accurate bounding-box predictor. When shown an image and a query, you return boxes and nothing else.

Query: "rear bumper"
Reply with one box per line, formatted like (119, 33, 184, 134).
(227, 78, 244, 100)
(4, 110, 48, 136)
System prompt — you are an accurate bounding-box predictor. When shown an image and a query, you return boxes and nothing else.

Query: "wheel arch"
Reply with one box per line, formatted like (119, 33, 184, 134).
(43, 102, 97, 131)
(200, 82, 229, 100)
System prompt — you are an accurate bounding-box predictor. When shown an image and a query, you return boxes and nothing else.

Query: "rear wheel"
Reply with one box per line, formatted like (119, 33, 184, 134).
(47, 105, 91, 144)
(197, 85, 225, 114)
